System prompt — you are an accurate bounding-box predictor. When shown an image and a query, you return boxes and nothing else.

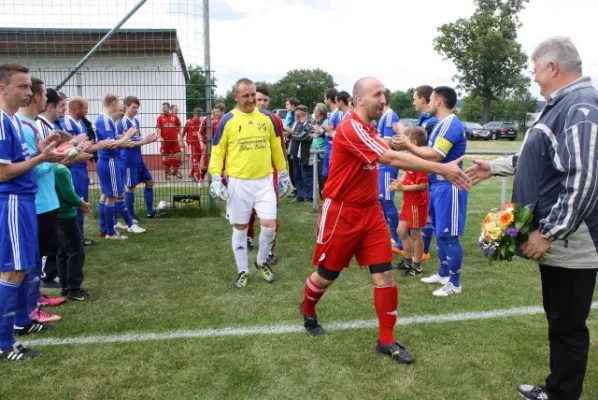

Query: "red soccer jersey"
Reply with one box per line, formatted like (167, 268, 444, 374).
(156, 114, 181, 139)
(402, 170, 429, 206)
(323, 113, 389, 205)
(271, 112, 286, 154)
(184, 118, 201, 142)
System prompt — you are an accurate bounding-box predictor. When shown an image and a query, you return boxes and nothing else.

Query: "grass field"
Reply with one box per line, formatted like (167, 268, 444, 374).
(3, 143, 598, 400)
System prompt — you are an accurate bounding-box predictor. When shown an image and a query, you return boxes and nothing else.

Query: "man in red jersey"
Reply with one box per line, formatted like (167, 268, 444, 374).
(299, 77, 470, 364)
(156, 102, 182, 179)
(202, 103, 225, 186)
(245, 86, 286, 264)
(183, 107, 203, 182)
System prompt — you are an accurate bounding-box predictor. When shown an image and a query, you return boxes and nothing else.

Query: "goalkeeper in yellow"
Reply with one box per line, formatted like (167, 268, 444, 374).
(208, 78, 291, 288)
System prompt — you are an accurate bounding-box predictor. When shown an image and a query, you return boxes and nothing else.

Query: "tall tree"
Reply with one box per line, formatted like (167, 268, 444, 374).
(269, 69, 336, 110)
(185, 65, 217, 118)
(434, 0, 530, 122)
(390, 89, 417, 118)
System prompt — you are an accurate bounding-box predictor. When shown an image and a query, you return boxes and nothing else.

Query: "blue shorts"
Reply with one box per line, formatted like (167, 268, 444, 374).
(123, 163, 153, 187)
(97, 157, 124, 197)
(0, 195, 38, 272)
(429, 183, 468, 237)
(70, 165, 89, 202)
(378, 166, 399, 202)
(322, 149, 331, 177)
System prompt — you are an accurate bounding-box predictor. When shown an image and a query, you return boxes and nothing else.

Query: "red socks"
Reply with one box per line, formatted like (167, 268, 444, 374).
(374, 285, 398, 345)
(172, 156, 181, 174)
(302, 275, 327, 315)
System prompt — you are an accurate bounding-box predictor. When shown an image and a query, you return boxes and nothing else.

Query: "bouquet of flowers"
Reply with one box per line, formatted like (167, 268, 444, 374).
(479, 202, 542, 263)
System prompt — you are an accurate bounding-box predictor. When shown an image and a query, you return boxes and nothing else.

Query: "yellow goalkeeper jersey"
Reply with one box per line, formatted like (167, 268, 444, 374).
(208, 108, 287, 179)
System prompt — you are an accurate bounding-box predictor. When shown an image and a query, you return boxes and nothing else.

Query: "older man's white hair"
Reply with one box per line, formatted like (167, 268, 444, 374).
(531, 37, 582, 73)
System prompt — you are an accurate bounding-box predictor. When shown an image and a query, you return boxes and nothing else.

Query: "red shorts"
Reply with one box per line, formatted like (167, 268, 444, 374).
(400, 203, 428, 229)
(312, 199, 393, 271)
(160, 137, 181, 155)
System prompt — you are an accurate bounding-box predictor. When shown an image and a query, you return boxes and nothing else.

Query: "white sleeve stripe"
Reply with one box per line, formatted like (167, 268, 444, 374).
(0, 114, 5, 140)
(341, 123, 381, 163)
(438, 115, 453, 138)
(351, 120, 386, 154)
(536, 123, 566, 172)
(432, 147, 447, 158)
(0, 159, 11, 164)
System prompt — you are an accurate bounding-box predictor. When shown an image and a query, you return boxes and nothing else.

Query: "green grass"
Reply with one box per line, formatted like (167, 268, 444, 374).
(3, 179, 597, 400)
(466, 137, 522, 153)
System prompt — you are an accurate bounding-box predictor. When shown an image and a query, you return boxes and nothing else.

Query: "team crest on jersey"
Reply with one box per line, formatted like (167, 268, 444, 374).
(257, 122, 267, 133)
(318, 253, 326, 262)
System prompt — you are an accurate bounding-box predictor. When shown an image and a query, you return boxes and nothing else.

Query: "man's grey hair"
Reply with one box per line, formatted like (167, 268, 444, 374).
(314, 103, 327, 117)
(531, 37, 582, 73)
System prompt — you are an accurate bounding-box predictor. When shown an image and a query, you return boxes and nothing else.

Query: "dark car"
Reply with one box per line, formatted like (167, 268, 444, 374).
(400, 118, 417, 128)
(482, 121, 519, 141)
(463, 121, 491, 140)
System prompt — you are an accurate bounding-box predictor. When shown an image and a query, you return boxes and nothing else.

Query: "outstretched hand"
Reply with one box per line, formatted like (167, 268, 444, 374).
(465, 159, 492, 185)
(440, 156, 471, 190)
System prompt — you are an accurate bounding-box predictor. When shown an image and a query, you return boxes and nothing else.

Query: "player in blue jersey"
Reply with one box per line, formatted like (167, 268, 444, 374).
(319, 88, 338, 187)
(322, 90, 351, 177)
(377, 89, 402, 254)
(393, 86, 467, 297)
(119, 96, 158, 222)
(0, 64, 66, 361)
(95, 93, 145, 240)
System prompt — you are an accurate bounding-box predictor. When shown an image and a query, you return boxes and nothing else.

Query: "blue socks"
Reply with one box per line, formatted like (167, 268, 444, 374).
(436, 236, 449, 278)
(105, 204, 117, 235)
(116, 199, 133, 227)
(14, 273, 31, 328)
(381, 201, 401, 248)
(98, 199, 106, 233)
(144, 186, 155, 216)
(437, 236, 463, 287)
(0, 280, 19, 351)
(125, 190, 136, 220)
(422, 222, 434, 254)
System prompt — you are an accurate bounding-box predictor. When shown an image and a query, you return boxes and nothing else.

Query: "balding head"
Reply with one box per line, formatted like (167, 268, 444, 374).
(68, 96, 88, 119)
(352, 77, 386, 123)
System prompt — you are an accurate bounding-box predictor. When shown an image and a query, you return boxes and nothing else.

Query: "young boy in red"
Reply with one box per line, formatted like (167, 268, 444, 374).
(390, 127, 429, 276)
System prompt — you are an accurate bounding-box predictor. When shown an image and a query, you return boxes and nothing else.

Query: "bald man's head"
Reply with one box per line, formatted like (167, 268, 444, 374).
(351, 77, 386, 122)
(68, 96, 88, 119)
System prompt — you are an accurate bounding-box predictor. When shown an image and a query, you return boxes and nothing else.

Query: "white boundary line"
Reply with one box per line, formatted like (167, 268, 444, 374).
(23, 302, 598, 347)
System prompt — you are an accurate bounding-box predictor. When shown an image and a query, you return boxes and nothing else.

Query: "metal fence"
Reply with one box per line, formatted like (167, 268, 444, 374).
(309, 150, 517, 208)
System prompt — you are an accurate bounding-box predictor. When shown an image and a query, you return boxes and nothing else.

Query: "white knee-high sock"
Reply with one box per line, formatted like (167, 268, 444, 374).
(257, 226, 276, 264)
(232, 228, 249, 274)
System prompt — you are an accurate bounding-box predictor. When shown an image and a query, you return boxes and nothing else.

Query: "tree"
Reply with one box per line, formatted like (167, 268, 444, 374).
(390, 89, 417, 118)
(434, 0, 530, 122)
(459, 89, 537, 128)
(185, 65, 217, 118)
(269, 69, 336, 110)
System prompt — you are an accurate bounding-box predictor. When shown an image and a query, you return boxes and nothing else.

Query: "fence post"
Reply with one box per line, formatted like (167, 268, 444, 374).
(313, 151, 319, 209)
(203, 0, 214, 210)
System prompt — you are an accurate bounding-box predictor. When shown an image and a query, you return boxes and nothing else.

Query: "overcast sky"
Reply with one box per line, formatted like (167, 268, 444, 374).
(1, 0, 595, 99)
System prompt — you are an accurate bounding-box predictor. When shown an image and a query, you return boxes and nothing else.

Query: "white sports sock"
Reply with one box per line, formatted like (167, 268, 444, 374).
(257, 226, 276, 264)
(232, 228, 249, 274)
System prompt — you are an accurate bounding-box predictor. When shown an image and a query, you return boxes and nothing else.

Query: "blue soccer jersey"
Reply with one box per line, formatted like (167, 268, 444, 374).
(60, 115, 88, 168)
(428, 114, 466, 184)
(119, 116, 143, 165)
(0, 111, 36, 195)
(377, 109, 400, 200)
(96, 113, 119, 159)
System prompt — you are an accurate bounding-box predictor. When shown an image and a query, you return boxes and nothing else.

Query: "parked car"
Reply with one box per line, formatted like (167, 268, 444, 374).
(400, 118, 417, 127)
(463, 121, 491, 140)
(482, 121, 519, 141)
(273, 109, 288, 120)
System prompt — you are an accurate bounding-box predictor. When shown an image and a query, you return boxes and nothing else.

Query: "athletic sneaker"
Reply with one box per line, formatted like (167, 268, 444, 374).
(376, 340, 415, 364)
(233, 271, 249, 289)
(299, 302, 325, 335)
(0, 343, 40, 361)
(14, 322, 55, 336)
(422, 253, 431, 261)
(392, 246, 404, 256)
(189, 175, 197, 183)
(106, 233, 128, 240)
(433, 282, 462, 297)
(31, 307, 62, 323)
(67, 289, 96, 302)
(247, 237, 254, 251)
(393, 260, 411, 271)
(127, 224, 146, 234)
(175, 171, 183, 179)
(165, 174, 171, 180)
(517, 385, 548, 400)
(404, 266, 423, 277)
(98, 231, 107, 238)
(37, 294, 66, 307)
(254, 261, 275, 283)
(132, 217, 144, 225)
(266, 252, 278, 265)
(420, 272, 450, 285)
(114, 222, 128, 231)
(83, 238, 97, 246)
(147, 212, 161, 218)
(40, 278, 61, 289)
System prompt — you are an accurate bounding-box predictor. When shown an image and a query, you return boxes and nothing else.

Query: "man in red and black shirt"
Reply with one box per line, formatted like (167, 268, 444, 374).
(299, 77, 470, 365)
(156, 102, 182, 179)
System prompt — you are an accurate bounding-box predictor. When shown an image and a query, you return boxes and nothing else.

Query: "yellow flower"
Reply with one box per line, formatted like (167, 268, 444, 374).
(498, 211, 515, 228)
(488, 227, 503, 240)
(484, 222, 497, 232)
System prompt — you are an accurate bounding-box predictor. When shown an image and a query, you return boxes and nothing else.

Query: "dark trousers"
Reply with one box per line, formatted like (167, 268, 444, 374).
(41, 256, 58, 281)
(292, 156, 304, 200)
(288, 154, 296, 188)
(540, 265, 597, 400)
(316, 158, 327, 199)
(301, 163, 314, 201)
(57, 217, 86, 292)
(38, 209, 59, 282)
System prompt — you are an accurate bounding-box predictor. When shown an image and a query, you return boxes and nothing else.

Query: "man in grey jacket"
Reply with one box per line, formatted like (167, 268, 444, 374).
(467, 37, 598, 400)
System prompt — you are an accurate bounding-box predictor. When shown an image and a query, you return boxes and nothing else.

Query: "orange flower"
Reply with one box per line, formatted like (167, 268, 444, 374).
(501, 202, 515, 211)
(498, 211, 514, 227)
(483, 214, 493, 225)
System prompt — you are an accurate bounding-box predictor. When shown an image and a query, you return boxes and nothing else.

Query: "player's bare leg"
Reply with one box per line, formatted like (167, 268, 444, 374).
(232, 223, 250, 288)
(162, 155, 171, 179)
(254, 218, 276, 283)
(409, 229, 424, 276)
(172, 152, 183, 179)
(370, 265, 414, 364)
(300, 267, 336, 335)
(396, 221, 412, 271)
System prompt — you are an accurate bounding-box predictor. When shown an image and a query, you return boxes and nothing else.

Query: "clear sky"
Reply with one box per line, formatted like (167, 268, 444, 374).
(1, 0, 595, 99)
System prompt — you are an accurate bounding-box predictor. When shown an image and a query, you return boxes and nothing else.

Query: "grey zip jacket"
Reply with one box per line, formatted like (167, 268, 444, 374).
(490, 77, 598, 269)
